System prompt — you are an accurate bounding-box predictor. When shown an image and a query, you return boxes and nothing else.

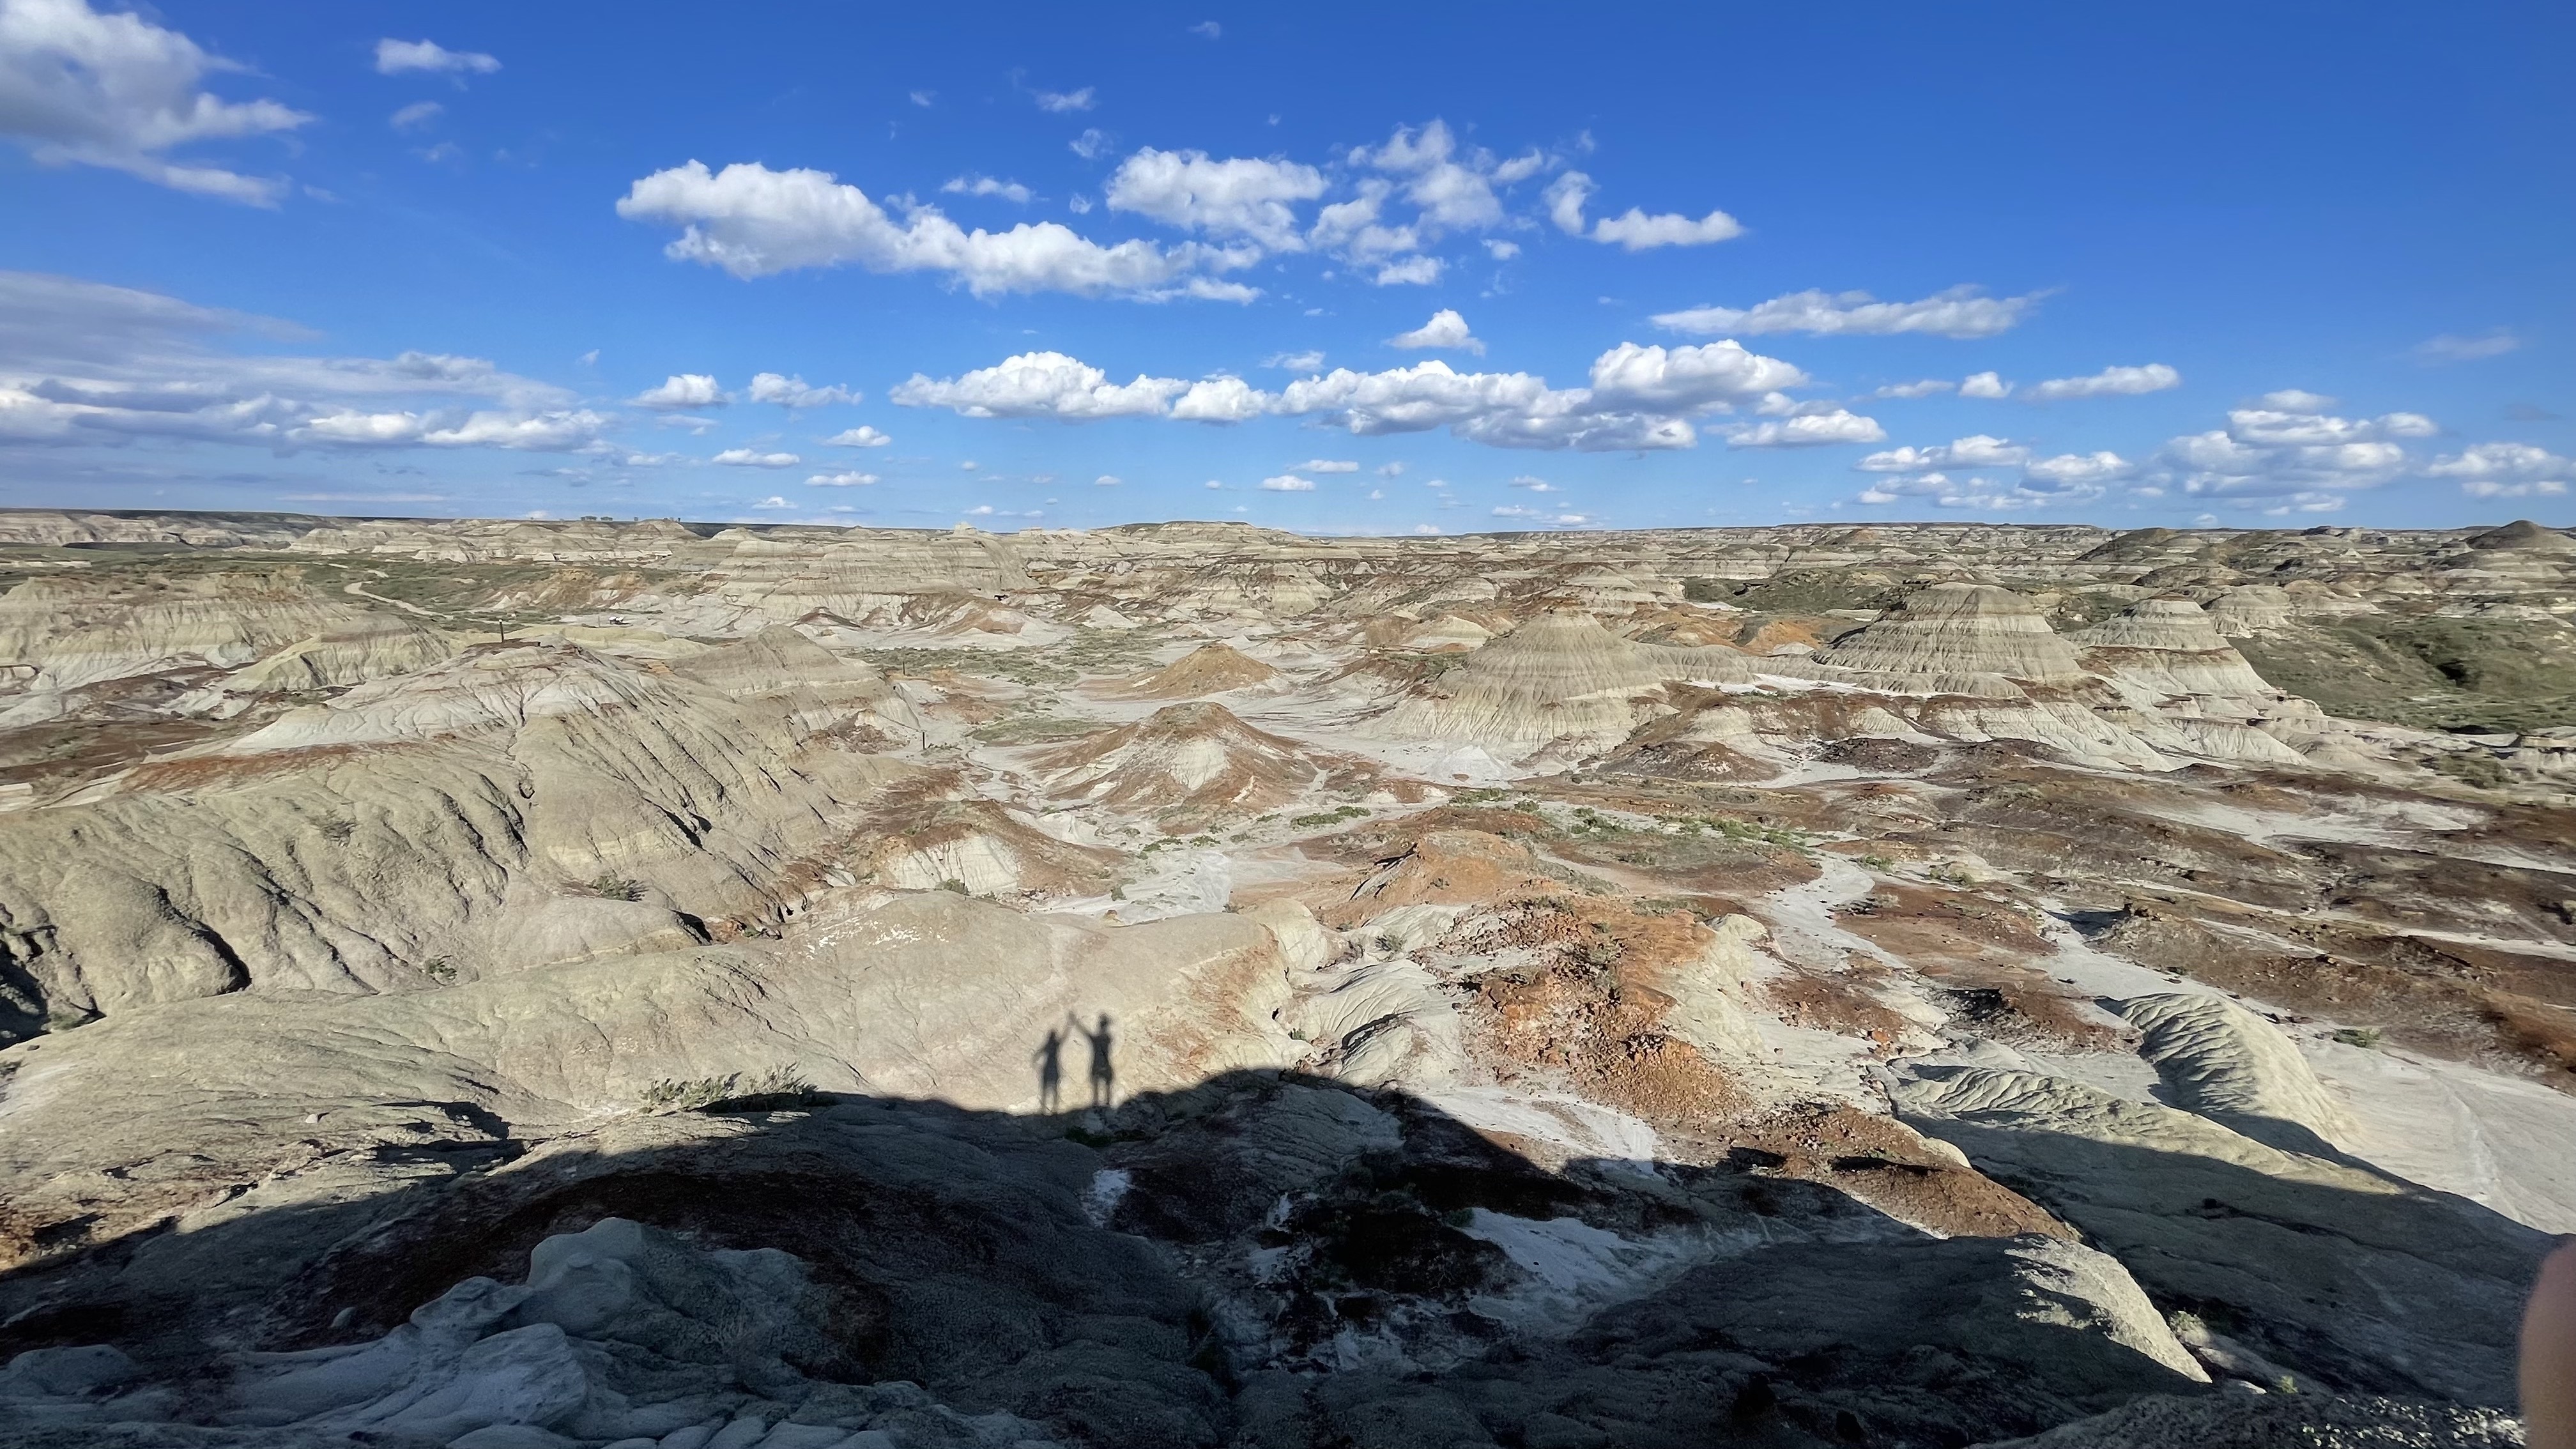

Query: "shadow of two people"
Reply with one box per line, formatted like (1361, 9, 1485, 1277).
(1032, 1013, 1114, 1112)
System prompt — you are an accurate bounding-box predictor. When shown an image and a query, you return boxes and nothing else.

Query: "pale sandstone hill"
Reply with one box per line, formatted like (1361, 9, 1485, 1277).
(197, 613, 459, 697)
(0, 888, 1301, 1260)
(1379, 610, 1754, 748)
(1813, 582, 2089, 689)
(858, 795, 1123, 899)
(1026, 701, 1383, 824)
(1358, 611, 1494, 652)
(1894, 1065, 2546, 1406)
(1093, 640, 1284, 699)
(2465, 518, 2576, 553)
(2074, 596, 2317, 720)
(0, 637, 921, 1041)
(0, 569, 372, 693)
(672, 622, 923, 744)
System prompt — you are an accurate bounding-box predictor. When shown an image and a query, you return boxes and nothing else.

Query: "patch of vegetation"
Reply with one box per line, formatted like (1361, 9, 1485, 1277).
(1055, 627, 1160, 673)
(1291, 804, 1370, 828)
(419, 956, 457, 983)
(2236, 616, 2576, 733)
(2332, 1027, 2385, 1050)
(1390, 650, 1471, 679)
(316, 815, 356, 842)
(861, 647, 1077, 686)
(2046, 591, 2138, 629)
(1700, 568, 1907, 615)
(584, 873, 646, 901)
(967, 715, 1105, 744)
(2430, 751, 2511, 790)
(639, 1065, 816, 1114)
(1858, 854, 1894, 871)
(937, 878, 972, 894)
(1652, 811, 1810, 850)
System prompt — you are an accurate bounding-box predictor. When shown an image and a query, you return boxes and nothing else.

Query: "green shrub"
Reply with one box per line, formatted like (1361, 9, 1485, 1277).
(585, 873, 645, 901)
(2332, 1027, 2384, 1050)
(1291, 805, 1368, 828)
(640, 1065, 815, 1114)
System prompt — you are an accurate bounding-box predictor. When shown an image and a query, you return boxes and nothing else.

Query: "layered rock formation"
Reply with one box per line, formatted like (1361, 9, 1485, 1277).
(2, 511, 2571, 1449)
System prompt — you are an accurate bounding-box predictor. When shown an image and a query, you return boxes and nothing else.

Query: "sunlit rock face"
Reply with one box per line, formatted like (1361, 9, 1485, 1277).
(2, 512, 2572, 1449)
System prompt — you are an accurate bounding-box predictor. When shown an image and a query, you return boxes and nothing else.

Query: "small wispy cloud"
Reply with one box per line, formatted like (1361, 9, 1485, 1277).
(2415, 329, 2521, 365)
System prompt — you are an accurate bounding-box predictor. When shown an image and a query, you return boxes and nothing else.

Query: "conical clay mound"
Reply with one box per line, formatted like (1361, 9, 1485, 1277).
(1029, 700, 1373, 822)
(2076, 597, 2293, 706)
(1381, 610, 1752, 747)
(1096, 641, 1284, 699)
(1816, 583, 2089, 686)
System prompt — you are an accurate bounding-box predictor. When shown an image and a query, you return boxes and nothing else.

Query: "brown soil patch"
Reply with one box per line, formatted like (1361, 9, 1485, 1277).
(1759, 965, 1919, 1050)
(1834, 883, 2055, 966)
(1720, 1103, 2074, 1241)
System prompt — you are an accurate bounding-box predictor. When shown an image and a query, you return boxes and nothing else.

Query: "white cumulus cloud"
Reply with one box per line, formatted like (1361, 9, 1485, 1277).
(1388, 309, 1483, 354)
(1585, 341, 1807, 411)
(1543, 172, 1593, 235)
(1035, 87, 1095, 113)
(1170, 374, 1270, 422)
(2153, 397, 2439, 504)
(617, 160, 1256, 299)
(1959, 371, 2012, 399)
(1654, 286, 2035, 339)
(1298, 459, 1359, 473)
(374, 38, 500, 75)
(0, 0, 311, 204)
(1105, 148, 1324, 250)
(2022, 363, 2181, 401)
(1858, 434, 2030, 471)
(632, 373, 727, 410)
(1729, 411, 1887, 448)
(1538, 169, 1739, 250)
(2425, 442, 2570, 499)
(890, 350, 1185, 420)
(895, 334, 1810, 456)
(1265, 349, 1324, 372)
(746, 371, 857, 408)
(2022, 451, 2134, 485)
(940, 174, 1033, 204)
(1372, 256, 1443, 286)
(1589, 206, 1744, 250)
(805, 470, 877, 487)
(714, 448, 801, 468)
(824, 425, 891, 447)
(1259, 474, 1315, 491)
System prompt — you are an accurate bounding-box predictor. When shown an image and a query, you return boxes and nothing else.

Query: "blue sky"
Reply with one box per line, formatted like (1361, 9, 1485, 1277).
(1, 1, 2569, 533)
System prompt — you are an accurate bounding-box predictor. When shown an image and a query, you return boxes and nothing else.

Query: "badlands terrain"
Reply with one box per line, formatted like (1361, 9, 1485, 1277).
(0, 507, 2573, 1449)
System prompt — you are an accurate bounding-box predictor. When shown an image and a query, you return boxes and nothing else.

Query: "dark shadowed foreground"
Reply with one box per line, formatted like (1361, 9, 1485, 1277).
(0, 1069, 2543, 1449)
